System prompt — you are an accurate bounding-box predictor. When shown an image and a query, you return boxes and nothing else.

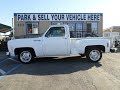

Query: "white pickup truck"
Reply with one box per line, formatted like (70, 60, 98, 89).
(7, 25, 111, 63)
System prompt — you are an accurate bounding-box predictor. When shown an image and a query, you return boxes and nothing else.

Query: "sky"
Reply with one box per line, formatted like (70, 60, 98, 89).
(0, 0, 120, 29)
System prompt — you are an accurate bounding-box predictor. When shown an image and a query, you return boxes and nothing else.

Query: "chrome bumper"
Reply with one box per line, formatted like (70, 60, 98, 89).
(6, 52, 10, 56)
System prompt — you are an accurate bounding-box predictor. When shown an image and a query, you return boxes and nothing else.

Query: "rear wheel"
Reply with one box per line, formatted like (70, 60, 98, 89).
(86, 48, 102, 62)
(18, 50, 34, 64)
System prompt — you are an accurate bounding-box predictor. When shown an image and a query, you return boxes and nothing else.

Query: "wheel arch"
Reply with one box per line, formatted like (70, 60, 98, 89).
(85, 45, 105, 53)
(14, 47, 36, 57)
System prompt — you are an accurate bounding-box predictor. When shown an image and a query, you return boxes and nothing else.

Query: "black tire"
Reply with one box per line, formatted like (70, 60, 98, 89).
(80, 54, 86, 57)
(86, 48, 102, 62)
(18, 50, 34, 64)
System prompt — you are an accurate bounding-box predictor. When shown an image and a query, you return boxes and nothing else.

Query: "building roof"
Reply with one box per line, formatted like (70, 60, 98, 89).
(0, 23, 12, 33)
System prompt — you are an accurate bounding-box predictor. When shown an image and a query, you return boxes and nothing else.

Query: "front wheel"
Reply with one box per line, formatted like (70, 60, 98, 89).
(86, 48, 102, 62)
(18, 50, 33, 64)
(80, 54, 86, 57)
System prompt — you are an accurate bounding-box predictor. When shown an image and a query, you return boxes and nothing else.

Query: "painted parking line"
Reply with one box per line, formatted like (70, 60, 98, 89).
(0, 58, 9, 64)
(0, 57, 19, 65)
(7, 58, 20, 63)
(5, 64, 22, 75)
(0, 57, 22, 79)
(0, 69, 6, 75)
(0, 64, 22, 79)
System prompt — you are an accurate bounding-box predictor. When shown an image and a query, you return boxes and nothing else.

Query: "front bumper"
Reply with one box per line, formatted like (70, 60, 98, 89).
(6, 52, 10, 56)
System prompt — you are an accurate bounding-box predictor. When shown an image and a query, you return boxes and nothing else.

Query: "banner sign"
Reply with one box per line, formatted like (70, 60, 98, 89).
(16, 13, 101, 21)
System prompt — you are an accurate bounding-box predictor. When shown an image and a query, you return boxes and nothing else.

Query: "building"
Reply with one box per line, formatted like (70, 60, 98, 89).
(14, 13, 103, 38)
(103, 26, 120, 47)
(103, 26, 120, 40)
(0, 23, 12, 33)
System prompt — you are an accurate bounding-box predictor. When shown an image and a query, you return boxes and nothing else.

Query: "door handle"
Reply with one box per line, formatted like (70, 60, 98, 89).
(63, 37, 67, 39)
(34, 40, 41, 41)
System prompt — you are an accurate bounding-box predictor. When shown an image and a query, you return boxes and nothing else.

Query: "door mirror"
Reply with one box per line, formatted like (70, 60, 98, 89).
(45, 30, 51, 37)
(45, 34, 51, 38)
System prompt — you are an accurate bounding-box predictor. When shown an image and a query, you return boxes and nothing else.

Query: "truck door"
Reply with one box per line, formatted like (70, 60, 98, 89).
(43, 27, 69, 56)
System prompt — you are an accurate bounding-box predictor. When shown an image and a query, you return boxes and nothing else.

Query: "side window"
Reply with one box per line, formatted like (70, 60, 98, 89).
(45, 27, 65, 37)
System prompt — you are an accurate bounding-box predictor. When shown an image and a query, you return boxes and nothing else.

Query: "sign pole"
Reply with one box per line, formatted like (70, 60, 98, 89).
(12, 18, 14, 39)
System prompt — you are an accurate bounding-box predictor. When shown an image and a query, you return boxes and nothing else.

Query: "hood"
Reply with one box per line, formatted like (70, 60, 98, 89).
(8, 37, 42, 47)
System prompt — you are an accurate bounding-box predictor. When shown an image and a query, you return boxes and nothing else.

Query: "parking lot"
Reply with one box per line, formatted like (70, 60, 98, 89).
(0, 52, 120, 90)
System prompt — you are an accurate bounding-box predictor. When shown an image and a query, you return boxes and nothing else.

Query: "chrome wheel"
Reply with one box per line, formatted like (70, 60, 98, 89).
(89, 50, 100, 61)
(20, 51, 32, 63)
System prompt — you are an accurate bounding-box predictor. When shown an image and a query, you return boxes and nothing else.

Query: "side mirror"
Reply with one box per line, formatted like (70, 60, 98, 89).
(45, 33, 49, 37)
(46, 35, 50, 38)
(45, 34, 52, 38)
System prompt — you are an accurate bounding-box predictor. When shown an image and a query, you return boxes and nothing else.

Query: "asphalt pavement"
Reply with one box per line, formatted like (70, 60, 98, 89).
(0, 52, 120, 90)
